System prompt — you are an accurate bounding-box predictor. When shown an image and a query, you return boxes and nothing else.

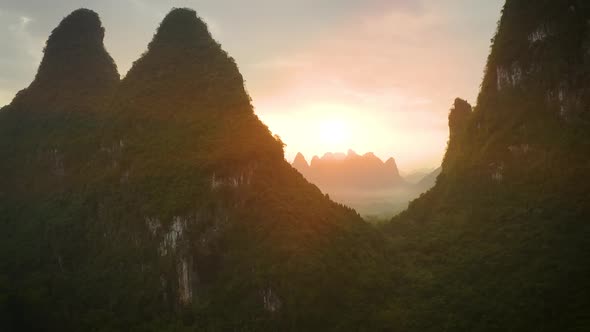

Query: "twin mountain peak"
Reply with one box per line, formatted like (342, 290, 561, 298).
(2, 1, 589, 330)
(11, 8, 247, 115)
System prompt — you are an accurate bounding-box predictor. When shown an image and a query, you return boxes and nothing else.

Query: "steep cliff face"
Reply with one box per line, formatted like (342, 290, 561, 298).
(386, 1, 590, 330)
(451, 0, 590, 186)
(0, 8, 387, 332)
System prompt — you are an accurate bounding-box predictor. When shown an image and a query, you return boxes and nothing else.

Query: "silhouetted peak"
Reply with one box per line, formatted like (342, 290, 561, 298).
(448, 98, 472, 139)
(476, 1, 590, 124)
(362, 152, 381, 162)
(38, 8, 118, 78)
(45, 9, 104, 54)
(11, 8, 118, 110)
(121, 7, 249, 114)
(384, 157, 400, 176)
(293, 152, 309, 169)
(299, 151, 404, 189)
(347, 149, 359, 157)
(385, 157, 397, 166)
(149, 8, 214, 50)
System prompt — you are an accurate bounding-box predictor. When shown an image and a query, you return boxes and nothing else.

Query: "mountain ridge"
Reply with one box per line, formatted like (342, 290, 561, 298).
(293, 149, 404, 188)
(1, 2, 589, 331)
(11, 8, 119, 112)
(0, 8, 388, 331)
(384, 1, 590, 330)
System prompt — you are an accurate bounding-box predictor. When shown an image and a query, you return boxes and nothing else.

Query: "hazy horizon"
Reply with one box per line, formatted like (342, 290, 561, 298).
(3, 2, 589, 330)
(0, 0, 503, 171)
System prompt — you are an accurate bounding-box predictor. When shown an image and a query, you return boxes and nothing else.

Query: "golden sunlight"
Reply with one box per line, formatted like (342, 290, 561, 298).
(319, 119, 350, 148)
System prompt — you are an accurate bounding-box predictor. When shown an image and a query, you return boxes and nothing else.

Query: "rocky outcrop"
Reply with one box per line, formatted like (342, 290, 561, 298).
(496, 62, 523, 91)
(448, 98, 472, 140)
(261, 288, 282, 313)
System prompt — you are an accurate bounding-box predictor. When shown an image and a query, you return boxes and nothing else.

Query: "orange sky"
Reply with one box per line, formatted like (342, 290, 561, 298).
(249, 2, 504, 170)
(0, 0, 504, 172)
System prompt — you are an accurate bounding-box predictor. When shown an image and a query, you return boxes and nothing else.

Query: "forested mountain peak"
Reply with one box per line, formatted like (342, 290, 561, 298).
(148, 8, 213, 50)
(388, 1, 590, 330)
(448, 98, 472, 140)
(10, 8, 118, 111)
(0, 8, 385, 331)
(437, 0, 590, 182)
(118, 7, 253, 121)
(384, 157, 399, 173)
(44, 9, 107, 56)
(478, 0, 590, 123)
(2, 2, 589, 331)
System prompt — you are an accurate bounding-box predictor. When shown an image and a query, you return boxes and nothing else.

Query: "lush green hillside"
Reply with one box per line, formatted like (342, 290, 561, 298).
(2, 1, 589, 331)
(0, 8, 390, 331)
(384, 0, 590, 330)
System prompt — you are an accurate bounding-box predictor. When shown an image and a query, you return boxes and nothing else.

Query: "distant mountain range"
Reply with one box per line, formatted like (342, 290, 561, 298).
(2, 1, 589, 331)
(293, 149, 404, 189)
(291, 150, 440, 217)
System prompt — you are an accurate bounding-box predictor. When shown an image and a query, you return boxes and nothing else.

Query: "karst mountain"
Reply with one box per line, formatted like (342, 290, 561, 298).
(1, 1, 589, 331)
(0, 8, 386, 331)
(384, 1, 590, 330)
(293, 149, 404, 189)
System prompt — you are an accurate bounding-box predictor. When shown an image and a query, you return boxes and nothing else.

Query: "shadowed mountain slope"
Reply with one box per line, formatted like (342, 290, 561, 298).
(0, 8, 389, 331)
(2, 2, 589, 331)
(384, 1, 590, 330)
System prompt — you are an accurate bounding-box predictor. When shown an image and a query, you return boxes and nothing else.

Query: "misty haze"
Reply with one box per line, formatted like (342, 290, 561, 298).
(0, 1, 588, 331)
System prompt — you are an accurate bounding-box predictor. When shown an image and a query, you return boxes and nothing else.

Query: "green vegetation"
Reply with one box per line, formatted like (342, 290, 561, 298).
(382, 0, 590, 330)
(1, 1, 590, 331)
(0, 8, 389, 331)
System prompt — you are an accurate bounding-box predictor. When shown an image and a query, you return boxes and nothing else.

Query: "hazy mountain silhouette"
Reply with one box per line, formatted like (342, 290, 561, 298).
(292, 152, 309, 172)
(292, 150, 441, 218)
(292, 150, 428, 218)
(414, 166, 441, 190)
(293, 149, 404, 189)
(0, 8, 386, 331)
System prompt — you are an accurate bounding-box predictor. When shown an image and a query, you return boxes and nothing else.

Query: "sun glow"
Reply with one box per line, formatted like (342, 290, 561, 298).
(319, 119, 350, 147)
(257, 99, 448, 171)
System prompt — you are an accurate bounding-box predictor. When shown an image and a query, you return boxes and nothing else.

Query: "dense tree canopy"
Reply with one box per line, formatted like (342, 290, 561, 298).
(1, 1, 589, 331)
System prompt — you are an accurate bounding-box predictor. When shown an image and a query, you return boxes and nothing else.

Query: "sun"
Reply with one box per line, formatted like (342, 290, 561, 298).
(319, 119, 350, 148)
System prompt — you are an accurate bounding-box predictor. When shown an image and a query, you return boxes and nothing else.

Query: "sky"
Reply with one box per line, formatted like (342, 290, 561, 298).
(0, 0, 504, 172)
